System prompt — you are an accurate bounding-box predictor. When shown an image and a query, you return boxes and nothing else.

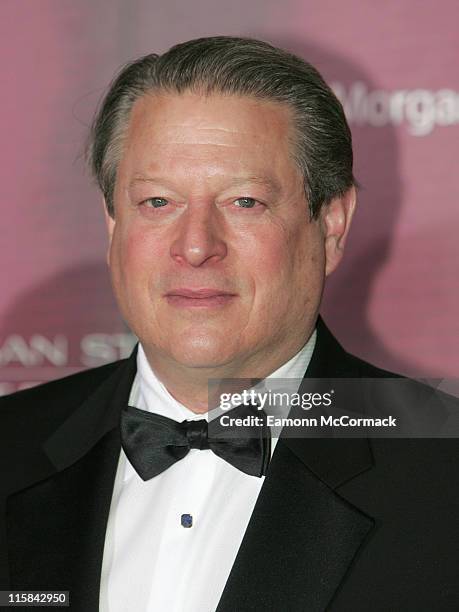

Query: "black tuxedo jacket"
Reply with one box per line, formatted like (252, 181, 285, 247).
(1, 318, 458, 611)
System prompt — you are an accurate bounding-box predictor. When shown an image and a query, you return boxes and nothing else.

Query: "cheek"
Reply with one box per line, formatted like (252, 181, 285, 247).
(245, 223, 324, 313)
(110, 224, 164, 297)
(231, 234, 295, 339)
(237, 233, 285, 302)
(291, 229, 324, 289)
(243, 225, 309, 289)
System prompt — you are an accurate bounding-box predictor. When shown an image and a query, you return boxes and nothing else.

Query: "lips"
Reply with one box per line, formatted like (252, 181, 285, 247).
(167, 288, 234, 298)
(165, 288, 237, 307)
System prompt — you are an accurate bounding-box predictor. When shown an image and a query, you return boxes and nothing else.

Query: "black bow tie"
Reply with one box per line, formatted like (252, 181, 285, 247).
(120, 402, 271, 480)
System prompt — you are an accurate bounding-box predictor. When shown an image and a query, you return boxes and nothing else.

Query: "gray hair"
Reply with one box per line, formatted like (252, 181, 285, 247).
(87, 36, 355, 218)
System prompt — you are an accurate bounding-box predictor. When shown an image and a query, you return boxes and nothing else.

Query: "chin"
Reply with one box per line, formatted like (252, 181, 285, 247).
(169, 336, 235, 369)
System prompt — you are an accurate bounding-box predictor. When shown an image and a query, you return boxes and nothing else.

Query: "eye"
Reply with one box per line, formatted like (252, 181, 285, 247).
(142, 197, 169, 208)
(233, 197, 258, 209)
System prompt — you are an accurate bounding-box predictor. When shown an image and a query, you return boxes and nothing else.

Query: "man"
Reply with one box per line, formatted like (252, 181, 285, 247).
(1, 37, 458, 611)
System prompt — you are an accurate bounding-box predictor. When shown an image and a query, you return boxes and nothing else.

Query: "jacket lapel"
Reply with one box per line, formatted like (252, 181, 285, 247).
(217, 318, 376, 611)
(6, 350, 138, 610)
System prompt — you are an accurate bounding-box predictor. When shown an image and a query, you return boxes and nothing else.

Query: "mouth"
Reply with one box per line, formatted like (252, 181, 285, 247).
(164, 288, 237, 308)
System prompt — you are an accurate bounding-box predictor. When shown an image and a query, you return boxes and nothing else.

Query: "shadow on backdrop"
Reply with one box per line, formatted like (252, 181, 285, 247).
(0, 262, 134, 393)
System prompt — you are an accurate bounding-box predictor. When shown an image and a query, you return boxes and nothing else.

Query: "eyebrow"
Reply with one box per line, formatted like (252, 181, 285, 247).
(129, 175, 282, 195)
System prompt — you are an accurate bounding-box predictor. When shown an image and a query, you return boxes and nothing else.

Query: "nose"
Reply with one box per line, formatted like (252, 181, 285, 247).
(170, 203, 227, 267)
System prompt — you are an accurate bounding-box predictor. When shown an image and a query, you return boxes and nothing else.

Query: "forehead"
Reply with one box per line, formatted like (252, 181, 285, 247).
(118, 91, 300, 183)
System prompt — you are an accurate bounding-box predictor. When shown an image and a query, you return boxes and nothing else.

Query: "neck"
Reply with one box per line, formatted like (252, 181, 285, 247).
(141, 328, 315, 414)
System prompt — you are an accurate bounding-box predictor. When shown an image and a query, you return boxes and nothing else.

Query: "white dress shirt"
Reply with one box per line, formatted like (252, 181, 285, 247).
(99, 331, 316, 612)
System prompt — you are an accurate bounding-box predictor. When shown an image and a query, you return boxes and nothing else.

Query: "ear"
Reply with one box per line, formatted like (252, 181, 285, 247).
(102, 199, 115, 266)
(321, 186, 357, 276)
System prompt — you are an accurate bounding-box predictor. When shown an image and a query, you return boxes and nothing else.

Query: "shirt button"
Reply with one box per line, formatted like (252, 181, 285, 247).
(181, 513, 193, 528)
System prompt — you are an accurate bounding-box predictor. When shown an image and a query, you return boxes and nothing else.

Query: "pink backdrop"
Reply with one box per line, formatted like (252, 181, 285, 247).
(1, 0, 458, 394)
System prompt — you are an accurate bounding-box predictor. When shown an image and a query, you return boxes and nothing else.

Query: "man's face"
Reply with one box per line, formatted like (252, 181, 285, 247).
(107, 92, 348, 372)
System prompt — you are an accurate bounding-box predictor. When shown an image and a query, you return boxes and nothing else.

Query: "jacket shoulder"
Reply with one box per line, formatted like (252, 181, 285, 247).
(341, 350, 401, 379)
(312, 317, 401, 380)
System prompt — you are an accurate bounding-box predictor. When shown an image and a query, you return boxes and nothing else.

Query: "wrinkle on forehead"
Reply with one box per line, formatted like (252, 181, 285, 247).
(166, 125, 251, 134)
(128, 91, 292, 140)
(145, 139, 260, 148)
(132, 123, 270, 148)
